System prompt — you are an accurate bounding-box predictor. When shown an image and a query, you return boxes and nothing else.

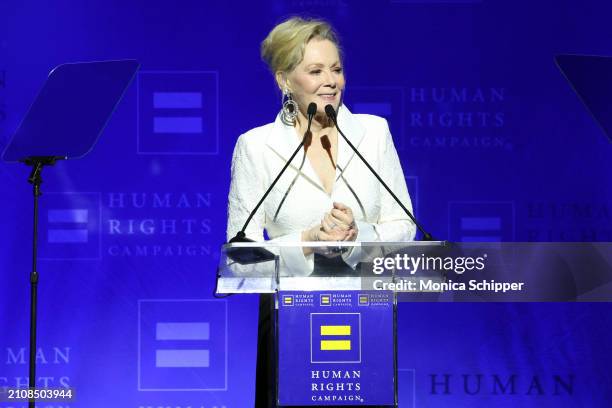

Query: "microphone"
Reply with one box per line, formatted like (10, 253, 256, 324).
(324, 104, 434, 241)
(307, 101, 318, 119)
(227, 103, 318, 263)
(303, 101, 317, 150)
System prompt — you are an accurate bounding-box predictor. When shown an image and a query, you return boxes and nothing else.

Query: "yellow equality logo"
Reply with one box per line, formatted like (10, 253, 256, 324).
(320, 325, 351, 351)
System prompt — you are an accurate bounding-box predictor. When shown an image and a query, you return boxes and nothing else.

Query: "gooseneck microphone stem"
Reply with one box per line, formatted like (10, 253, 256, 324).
(325, 105, 434, 241)
(233, 138, 306, 239)
(231, 103, 317, 242)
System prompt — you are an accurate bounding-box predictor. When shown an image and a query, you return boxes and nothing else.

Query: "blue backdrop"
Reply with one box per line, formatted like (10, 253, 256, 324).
(1, 1, 611, 407)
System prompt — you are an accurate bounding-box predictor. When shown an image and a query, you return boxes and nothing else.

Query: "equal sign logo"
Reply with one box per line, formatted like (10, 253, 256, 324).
(320, 325, 351, 351)
(138, 299, 227, 391)
(47, 209, 89, 243)
(153, 92, 202, 134)
(137, 71, 219, 155)
(155, 322, 210, 368)
(39, 192, 101, 260)
(358, 294, 369, 306)
(319, 294, 331, 306)
(347, 87, 405, 150)
(460, 217, 502, 242)
(311, 313, 361, 363)
(448, 202, 515, 242)
(353, 102, 392, 118)
(283, 295, 294, 307)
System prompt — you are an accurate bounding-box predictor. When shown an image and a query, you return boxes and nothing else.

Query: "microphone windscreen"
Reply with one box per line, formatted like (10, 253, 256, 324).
(324, 104, 336, 119)
(307, 102, 317, 116)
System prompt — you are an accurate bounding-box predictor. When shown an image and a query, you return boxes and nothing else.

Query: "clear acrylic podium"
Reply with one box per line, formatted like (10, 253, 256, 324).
(216, 241, 447, 407)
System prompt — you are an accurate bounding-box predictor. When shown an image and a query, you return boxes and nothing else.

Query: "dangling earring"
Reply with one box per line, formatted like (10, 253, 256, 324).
(281, 88, 298, 125)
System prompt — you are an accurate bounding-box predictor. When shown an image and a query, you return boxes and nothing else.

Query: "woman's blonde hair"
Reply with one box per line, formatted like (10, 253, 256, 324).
(261, 16, 341, 76)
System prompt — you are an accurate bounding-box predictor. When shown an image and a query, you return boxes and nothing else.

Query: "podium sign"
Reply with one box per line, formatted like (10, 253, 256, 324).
(216, 241, 430, 408)
(277, 291, 396, 406)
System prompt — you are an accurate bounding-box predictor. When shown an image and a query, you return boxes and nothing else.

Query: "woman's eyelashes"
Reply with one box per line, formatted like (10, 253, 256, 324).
(309, 67, 343, 75)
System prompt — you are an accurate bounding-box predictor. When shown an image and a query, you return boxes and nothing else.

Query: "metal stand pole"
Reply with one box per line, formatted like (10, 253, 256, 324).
(24, 157, 57, 408)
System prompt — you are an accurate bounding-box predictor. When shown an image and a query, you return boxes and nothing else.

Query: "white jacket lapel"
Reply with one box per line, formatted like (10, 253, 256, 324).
(336, 105, 366, 179)
(265, 114, 325, 192)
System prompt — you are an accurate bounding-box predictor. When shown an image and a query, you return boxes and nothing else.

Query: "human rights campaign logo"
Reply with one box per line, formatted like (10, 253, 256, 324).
(137, 71, 219, 155)
(347, 86, 405, 150)
(311, 313, 361, 364)
(138, 299, 227, 391)
(283, 295, 294, 306)
(358, 294, 369, 306)
(39, 192, 101, 260)
(448, 201, 515, 242)
(319, 294, 331, 306)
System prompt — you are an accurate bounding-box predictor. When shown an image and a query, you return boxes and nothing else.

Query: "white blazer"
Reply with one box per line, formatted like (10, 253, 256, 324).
(227, 105, 416, 274)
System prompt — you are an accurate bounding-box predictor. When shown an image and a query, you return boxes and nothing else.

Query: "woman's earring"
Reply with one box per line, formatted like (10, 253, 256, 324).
(281, 88, 298, 125)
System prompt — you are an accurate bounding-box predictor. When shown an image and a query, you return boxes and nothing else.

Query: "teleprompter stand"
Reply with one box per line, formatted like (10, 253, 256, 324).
(22, 155, 63, 408)
(2, 60, 139, 407)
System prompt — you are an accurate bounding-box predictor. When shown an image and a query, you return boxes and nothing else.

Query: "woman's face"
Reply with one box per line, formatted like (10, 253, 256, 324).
(282, 38, 345, 119)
